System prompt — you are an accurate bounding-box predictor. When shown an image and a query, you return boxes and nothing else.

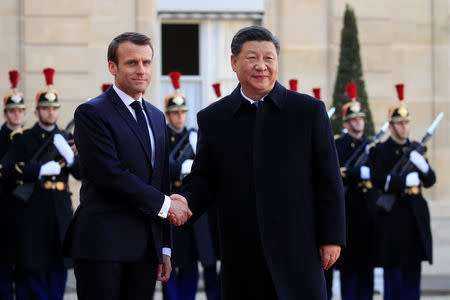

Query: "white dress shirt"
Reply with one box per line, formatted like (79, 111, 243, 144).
(240, 88, 268, 105)
(113, 85, 171, 257)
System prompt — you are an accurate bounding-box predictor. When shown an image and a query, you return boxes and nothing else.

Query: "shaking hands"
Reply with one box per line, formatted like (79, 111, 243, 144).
(167, 194, 192, 226)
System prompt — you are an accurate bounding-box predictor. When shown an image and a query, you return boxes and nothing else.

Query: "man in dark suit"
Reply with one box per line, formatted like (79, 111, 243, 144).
(63, 32, 192, 300)
(171, 26, 346, 300)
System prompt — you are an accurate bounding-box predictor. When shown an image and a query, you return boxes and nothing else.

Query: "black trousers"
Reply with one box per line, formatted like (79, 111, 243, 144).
(74, 252, 158, 300)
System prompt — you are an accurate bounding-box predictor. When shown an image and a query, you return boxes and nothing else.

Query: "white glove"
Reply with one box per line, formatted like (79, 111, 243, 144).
(409, 150, 429, 174)
(189, 131, 198, 155)
(53, 133, 75, 166)
(360, 166, 370, 180)
(405, 172, 420, 187)
(181, 159, 194, 175)
(39, 161, 61, 178)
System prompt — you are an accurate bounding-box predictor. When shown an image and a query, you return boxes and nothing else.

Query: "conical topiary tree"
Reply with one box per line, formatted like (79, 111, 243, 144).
(332, 4, 375, 136)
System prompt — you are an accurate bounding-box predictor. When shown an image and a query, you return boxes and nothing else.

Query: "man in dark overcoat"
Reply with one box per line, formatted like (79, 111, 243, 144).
(172, 26, 346, 300)
(370, 84, 435, 300)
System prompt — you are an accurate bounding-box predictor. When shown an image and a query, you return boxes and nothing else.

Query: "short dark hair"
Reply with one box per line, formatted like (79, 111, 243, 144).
(231, 26, 280, 57)
(107, 32, 154, 65)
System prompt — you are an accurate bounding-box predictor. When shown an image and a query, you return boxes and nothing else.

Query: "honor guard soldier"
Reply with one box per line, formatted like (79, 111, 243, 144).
(335, 83, 375, 300)
(5, 68, 81, 300)
(0, 70, 26, 300)
(370, 84, 436, 300)
(163, 72, 220, 300)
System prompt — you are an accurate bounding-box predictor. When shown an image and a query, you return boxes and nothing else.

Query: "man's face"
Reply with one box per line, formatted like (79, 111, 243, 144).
(35, 106, 59, 127)
(231, 41, 278, 99)
(390, 120, 410, 141)
(108, 41, 153, 99)
(4, 108, 25, 128)
(344, 117, 365, 136)
(166, 110, 186, 131)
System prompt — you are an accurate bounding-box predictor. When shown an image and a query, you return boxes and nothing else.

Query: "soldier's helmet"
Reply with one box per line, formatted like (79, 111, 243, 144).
(165, 72, 188, 113)
(388, 84, 410, 123)
(312, 87, 321, 100)
(289, 79, 298, 92)
(342, 82, 365, 121)
(4, 70, 26, 111)
(36, 68, 60, 108)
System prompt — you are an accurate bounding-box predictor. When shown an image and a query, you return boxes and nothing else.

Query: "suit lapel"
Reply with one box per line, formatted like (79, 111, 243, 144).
(108, 89, 152, 165)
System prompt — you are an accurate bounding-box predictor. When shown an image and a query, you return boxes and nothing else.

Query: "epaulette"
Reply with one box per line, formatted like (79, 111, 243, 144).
(10, 127, 29, 141)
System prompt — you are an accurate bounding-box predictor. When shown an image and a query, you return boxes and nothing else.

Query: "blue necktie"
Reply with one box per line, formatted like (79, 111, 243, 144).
(130, 101, 152, 154)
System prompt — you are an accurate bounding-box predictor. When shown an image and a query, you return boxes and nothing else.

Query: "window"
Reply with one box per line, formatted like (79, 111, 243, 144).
(161, 24, 199, 75)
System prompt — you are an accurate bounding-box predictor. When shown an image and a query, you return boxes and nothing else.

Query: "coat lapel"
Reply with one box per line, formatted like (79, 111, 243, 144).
(107, 89, 152, 165)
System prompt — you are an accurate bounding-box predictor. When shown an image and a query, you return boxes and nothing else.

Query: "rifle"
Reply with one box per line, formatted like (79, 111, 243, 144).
(343, 122, 389, 171)
(341, 122, 389, 193)
(12, 120, 75, 202)
(376, 112, 444, 212)
(169, 128, 196, 165)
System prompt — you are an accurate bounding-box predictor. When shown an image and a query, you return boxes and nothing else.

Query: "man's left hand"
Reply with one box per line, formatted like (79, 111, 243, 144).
(320, 244, 341, 270)
(157, 254, 172, 282)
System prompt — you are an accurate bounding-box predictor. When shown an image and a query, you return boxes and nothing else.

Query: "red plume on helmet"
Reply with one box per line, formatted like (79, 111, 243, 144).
(212, 83, 221, 98)
(312, 88, 321, 100)
(345, 83, 357, 100)
(43, 68, 55, 86)
(289, 79, 298, 92)
(395, 84, 404, 101)
(101, 83, 112, 93)
(9, 70, 20, 89)
(168, 72, 181, 91)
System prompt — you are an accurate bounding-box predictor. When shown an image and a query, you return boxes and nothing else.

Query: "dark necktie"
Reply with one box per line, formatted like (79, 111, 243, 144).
(130, 101, 152, 154)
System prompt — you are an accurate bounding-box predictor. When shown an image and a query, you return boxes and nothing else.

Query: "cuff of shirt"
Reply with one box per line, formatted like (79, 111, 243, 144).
(162, 247, 171, 257)
(158, 195, 171, 219)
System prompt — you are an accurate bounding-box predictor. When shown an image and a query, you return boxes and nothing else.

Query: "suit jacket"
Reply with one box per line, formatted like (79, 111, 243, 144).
(182, 82, 345, 300)
(63, 87, 171, 264)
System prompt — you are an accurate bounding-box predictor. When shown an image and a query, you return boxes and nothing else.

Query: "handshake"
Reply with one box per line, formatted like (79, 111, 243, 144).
(167, 194, 192, 226)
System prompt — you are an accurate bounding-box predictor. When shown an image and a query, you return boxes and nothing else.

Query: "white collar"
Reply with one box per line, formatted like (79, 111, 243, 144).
(113, 84, 143, 107)
(240, 88, 268, 104)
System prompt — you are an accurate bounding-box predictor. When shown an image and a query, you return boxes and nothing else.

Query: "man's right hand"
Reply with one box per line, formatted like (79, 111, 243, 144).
(167, 194, 192, 226)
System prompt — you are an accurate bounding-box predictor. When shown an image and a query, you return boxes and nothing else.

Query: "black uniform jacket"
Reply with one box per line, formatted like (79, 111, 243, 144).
(182, 82, 346, 300)
(0, 123, 15, 263)
(63, 87, 171, 264)
(4, 123, 80, 271)
(335, 133, 375, 271)
(370, 137, 435, 267)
